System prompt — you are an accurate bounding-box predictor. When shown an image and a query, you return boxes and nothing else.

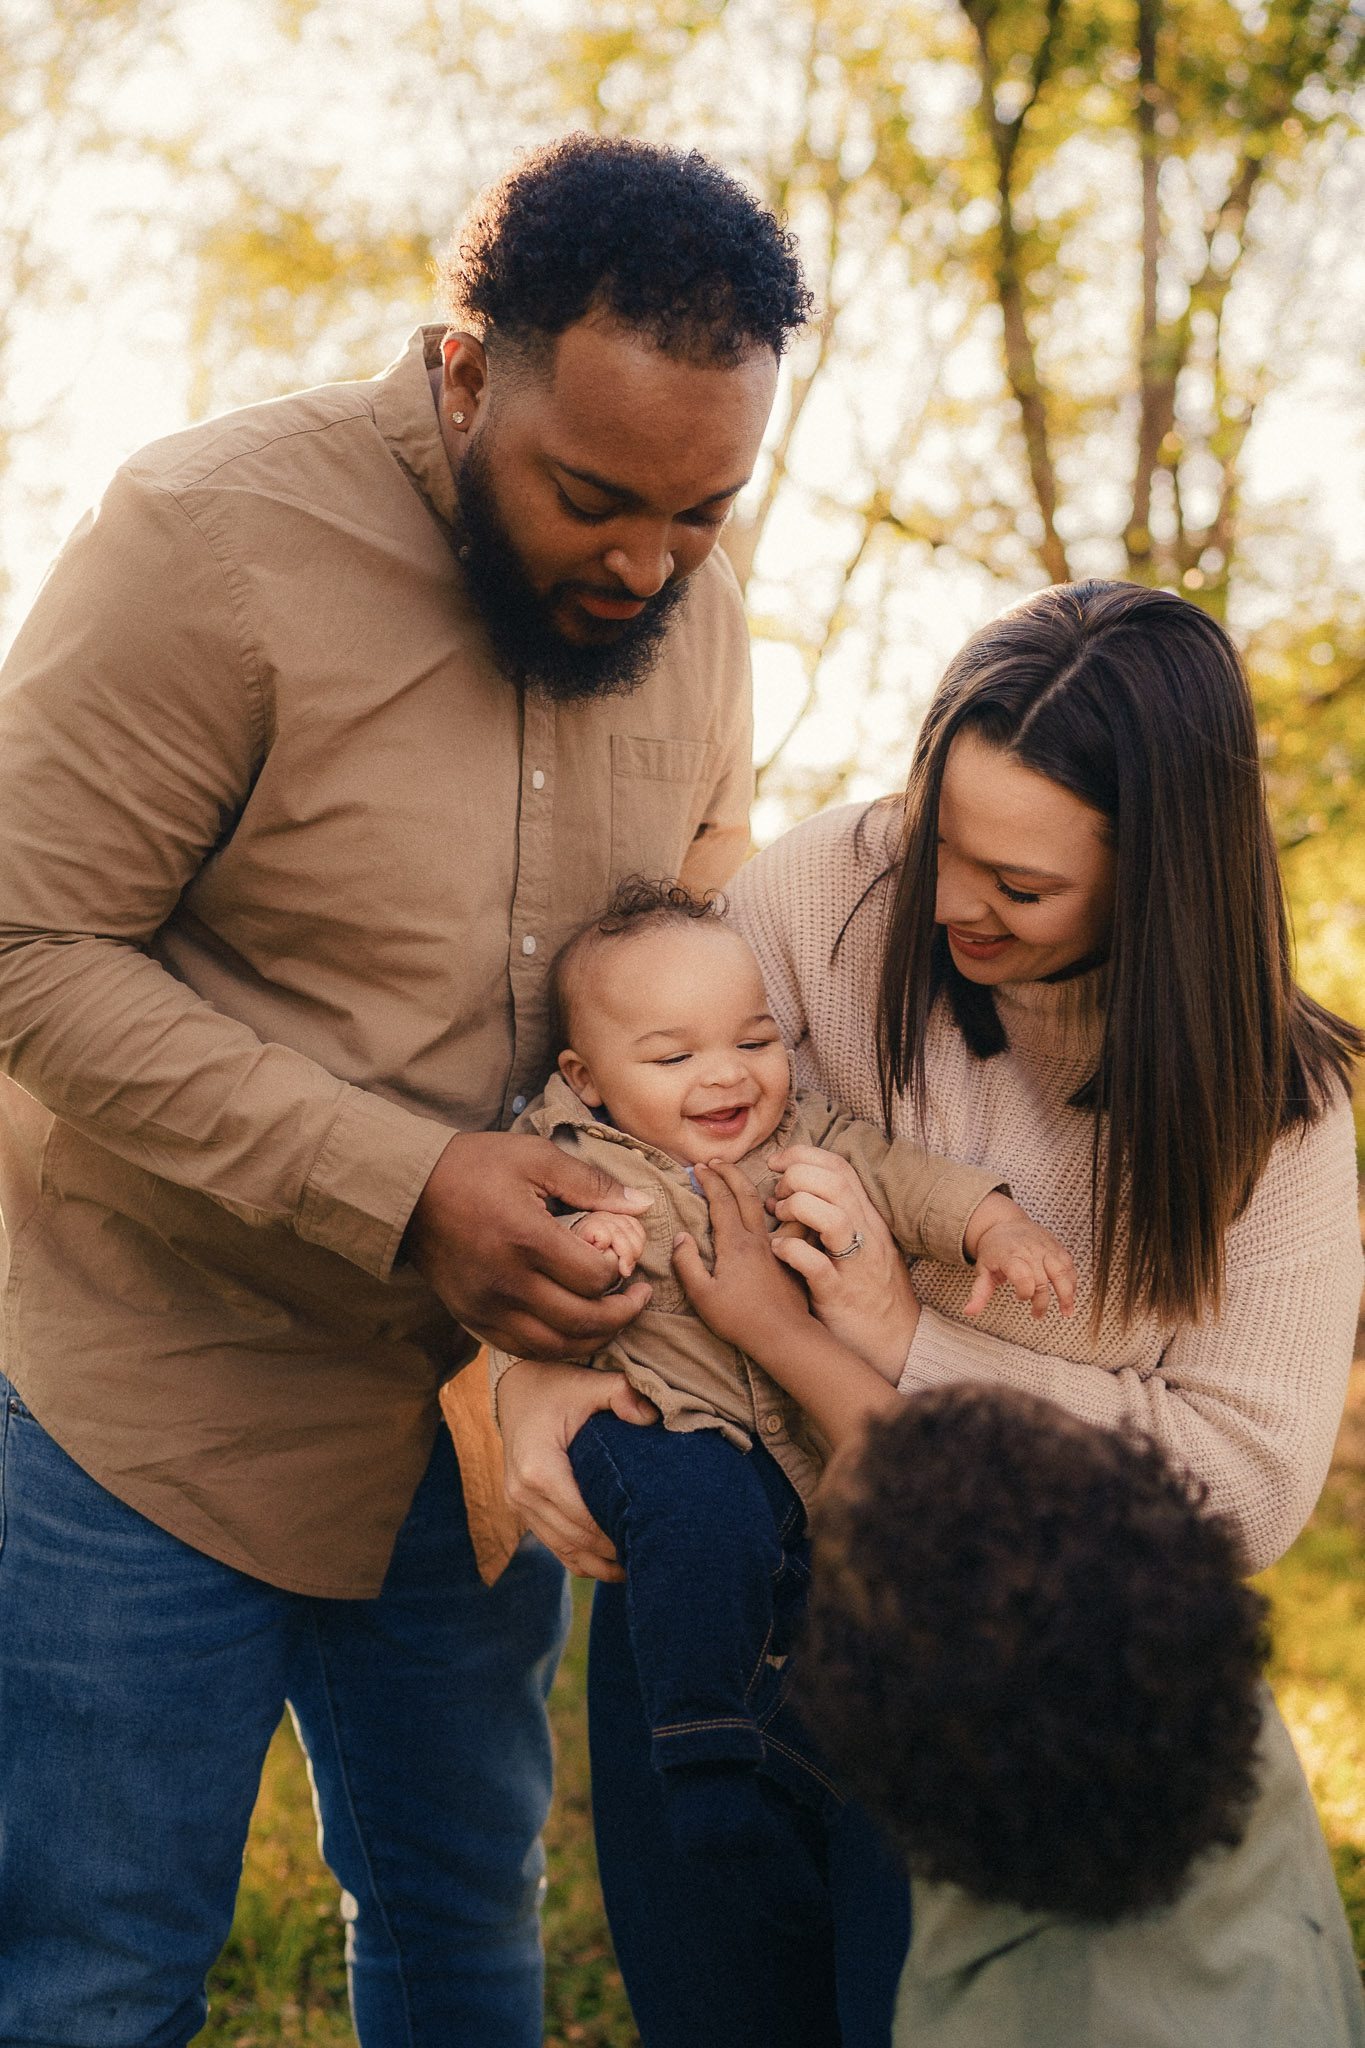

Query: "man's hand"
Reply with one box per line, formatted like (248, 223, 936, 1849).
(404, 1131, 653, 1357)
(499, 1359, 658, 1580)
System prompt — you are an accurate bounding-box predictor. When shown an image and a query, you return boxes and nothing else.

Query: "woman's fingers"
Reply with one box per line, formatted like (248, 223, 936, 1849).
(770, 1187, 863, 1254)
(771, 1233, 835, 1286)
(770, 1150, 876, 1218)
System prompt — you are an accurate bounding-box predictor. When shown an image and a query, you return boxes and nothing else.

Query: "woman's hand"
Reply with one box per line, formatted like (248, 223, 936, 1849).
(498, 1359, 658, 1580)
(676, 1163, 902, 1448)
(766, 1145, 920, 1384)
(671, 1164, 816, 1357)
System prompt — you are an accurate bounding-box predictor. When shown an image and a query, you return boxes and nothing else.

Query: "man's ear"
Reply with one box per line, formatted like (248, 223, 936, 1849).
(440, 329, 487, 427)
(558, 1048, 603, 1108)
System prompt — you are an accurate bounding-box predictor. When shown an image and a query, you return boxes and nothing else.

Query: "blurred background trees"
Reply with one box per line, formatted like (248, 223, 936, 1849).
(3, 0, 1363, 1021)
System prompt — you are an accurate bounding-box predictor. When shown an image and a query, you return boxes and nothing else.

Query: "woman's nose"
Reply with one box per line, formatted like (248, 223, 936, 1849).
(935, 854, 991, 926)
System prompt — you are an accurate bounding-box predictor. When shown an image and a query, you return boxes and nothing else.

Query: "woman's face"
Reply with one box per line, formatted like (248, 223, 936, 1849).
(935, 730, 1117, 984)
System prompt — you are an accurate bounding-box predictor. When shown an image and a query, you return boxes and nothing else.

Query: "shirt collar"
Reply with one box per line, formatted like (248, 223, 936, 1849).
(369, 325, 457, 528)
(524, 1058, 803, 1178)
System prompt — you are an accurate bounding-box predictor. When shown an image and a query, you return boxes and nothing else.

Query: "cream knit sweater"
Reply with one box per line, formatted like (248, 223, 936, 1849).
(728, 800, 1362, 1573)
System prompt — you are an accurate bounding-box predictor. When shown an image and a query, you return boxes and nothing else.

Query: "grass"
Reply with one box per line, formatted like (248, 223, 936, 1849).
(1259, 1405, 1365, 1963)
(195, 1371, 1365, 2045)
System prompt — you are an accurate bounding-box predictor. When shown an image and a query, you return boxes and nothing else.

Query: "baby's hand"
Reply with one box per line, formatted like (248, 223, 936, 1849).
(571, 1209, 649, 1279)
(961, 1192, 1076, 1321)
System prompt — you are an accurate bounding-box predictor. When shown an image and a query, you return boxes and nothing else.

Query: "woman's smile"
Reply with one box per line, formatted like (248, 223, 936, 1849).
(945, 925, 1014, 964)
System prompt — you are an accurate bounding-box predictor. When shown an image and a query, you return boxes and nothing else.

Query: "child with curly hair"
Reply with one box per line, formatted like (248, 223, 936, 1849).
(796, 1380, 1365, 2045)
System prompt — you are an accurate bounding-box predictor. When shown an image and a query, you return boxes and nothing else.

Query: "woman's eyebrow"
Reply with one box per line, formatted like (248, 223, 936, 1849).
(994, 861, 1070, 884)
(554, 459, 752, 510)
(937, 834, 1069, 884)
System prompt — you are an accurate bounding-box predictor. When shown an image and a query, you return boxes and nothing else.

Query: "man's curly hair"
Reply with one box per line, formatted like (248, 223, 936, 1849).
(550, 876, 727, 1051)
(440, 134, 811, 364)
(798, 1384, 1270, 1923)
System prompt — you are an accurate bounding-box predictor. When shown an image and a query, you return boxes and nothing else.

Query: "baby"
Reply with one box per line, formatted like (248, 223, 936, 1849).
(491, 877, 1075, 1854)
(797, 1383, 1365, 2048)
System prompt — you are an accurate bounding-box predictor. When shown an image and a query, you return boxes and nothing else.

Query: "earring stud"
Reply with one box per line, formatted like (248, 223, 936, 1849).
(451, 410, 467, 426)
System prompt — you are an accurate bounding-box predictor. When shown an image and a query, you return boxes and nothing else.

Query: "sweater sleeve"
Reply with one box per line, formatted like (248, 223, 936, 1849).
(898, 1095, 1362, 1572)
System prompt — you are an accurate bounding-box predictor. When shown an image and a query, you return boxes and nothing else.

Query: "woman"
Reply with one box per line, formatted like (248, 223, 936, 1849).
(499, 580, 1362, 2046)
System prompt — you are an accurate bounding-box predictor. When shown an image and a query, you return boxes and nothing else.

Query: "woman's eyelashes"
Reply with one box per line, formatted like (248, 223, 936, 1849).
(997, 879, 1042, 905)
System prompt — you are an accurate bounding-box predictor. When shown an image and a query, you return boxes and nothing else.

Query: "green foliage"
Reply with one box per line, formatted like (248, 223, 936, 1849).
(1260, 1433, 1365, 1980)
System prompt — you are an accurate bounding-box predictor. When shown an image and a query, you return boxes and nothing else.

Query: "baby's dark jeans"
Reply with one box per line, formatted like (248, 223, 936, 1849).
(568, 1411, 837, 1810)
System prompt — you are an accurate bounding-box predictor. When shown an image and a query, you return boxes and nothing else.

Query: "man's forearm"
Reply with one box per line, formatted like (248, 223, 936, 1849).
(0, 927, 454, 1278)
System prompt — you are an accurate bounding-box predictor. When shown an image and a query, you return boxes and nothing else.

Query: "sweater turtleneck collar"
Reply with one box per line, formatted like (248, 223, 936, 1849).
(991, 963, 1107, 1062)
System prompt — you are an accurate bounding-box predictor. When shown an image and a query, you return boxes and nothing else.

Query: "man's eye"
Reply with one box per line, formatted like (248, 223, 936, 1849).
(556, 487, 616, 524)
(998, 880, 1041, 905)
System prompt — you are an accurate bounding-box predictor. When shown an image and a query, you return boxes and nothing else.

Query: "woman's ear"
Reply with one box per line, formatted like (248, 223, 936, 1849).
(558, 1048, 604, 1108)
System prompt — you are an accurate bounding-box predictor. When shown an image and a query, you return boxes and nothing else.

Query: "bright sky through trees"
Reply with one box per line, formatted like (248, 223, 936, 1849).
(2, 0, 1362, 1018)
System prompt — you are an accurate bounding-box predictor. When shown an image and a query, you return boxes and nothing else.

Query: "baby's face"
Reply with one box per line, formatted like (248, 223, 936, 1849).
(559, 920, 791, 1167)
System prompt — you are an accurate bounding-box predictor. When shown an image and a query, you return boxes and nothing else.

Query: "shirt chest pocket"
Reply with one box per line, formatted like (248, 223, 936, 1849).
(609, 734, 718, 886)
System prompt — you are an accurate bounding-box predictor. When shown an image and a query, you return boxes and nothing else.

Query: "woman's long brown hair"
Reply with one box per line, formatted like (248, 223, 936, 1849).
(876, 580, 1362, 1329)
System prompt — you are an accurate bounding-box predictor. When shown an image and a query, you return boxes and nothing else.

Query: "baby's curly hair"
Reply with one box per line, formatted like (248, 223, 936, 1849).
(550, 876, 727, 1052)
(440, 134, 812, 365)
(798, 1384, 1270, 1923)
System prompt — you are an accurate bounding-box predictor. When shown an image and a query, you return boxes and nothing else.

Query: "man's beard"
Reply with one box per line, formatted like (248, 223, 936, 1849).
(453, 436, 690, 702)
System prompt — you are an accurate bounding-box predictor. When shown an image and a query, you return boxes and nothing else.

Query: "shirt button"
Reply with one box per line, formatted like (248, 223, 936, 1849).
(531, 769, 546, 790)
(512, 1095, 527, 1114)
(762, 1415, 783, 1437)
(522, 935, 537, 956)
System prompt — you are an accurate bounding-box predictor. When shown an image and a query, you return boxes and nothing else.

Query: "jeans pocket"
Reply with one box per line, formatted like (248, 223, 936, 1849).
(0, 1376, 37, 1557)
(0, 1391, 11, 1559)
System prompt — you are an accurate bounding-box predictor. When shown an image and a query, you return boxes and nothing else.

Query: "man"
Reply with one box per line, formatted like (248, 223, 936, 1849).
(0, 135, 809, 2046)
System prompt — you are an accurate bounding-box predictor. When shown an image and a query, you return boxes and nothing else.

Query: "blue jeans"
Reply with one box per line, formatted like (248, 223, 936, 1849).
(0, 1372, 570, 2048)
(569, 1415, 832, 1793)
(581, 1424, 910, 2047)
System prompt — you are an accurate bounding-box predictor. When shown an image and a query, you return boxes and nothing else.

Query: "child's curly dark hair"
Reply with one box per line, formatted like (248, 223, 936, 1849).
(550, 876, 726, 1052)
(440, 134, 812, 364)
(798, 1384, 1270, 1923)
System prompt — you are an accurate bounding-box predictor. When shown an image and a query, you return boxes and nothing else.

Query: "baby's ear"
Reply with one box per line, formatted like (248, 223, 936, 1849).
(558, 1047, 604, 1108)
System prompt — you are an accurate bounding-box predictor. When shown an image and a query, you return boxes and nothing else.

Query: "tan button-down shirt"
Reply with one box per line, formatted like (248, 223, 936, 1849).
(0, 327, 753, 1597)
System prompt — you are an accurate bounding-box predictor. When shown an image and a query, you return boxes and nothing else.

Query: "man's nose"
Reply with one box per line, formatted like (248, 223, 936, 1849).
(603, 529, 675, 598)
